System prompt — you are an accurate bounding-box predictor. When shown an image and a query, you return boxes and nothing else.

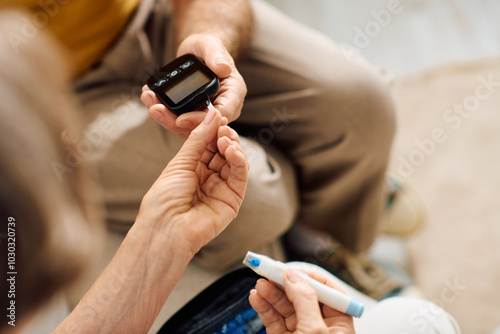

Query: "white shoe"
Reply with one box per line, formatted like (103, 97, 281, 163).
(381, 174, 426, 236)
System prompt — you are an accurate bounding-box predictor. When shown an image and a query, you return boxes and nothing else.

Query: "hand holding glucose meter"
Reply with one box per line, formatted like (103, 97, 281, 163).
(147, 54, 220, 115)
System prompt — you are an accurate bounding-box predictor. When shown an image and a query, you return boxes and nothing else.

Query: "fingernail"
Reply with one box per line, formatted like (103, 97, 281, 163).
(151, 110, 164, 123)
(144, 93, 154, 106)
(177, 120, 193, 129)
(250, 289, 257, 295)
(215, 57, 230, 67)
(204, 108, 216, 124)
(286, 268, 303, 283)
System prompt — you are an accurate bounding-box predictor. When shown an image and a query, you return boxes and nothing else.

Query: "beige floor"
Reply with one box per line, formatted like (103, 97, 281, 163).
(392, 60, 500, 334)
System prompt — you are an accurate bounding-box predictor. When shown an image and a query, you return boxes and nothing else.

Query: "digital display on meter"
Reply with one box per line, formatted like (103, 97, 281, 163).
(147, 54, 220, 115)
(164, 71, 212, 104)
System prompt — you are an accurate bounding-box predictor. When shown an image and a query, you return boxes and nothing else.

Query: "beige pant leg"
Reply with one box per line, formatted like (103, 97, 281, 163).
(236, 0, 397, 252)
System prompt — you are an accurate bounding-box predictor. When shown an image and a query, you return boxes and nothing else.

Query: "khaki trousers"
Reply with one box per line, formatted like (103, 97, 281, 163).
(75, 0, 395, 271)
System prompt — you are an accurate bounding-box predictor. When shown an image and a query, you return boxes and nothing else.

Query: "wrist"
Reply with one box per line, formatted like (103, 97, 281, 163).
(133, 206, 197, 261)
(60, 208, 196, 332)
(173, 0, 253, 60)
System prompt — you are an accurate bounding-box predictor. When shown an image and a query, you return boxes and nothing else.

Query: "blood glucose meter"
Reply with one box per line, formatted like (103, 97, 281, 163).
(147, 54, 220, 115)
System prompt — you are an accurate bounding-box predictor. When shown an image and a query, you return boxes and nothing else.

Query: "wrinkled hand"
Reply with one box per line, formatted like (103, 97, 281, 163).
(249, 269, 356, 334)
(139, 108, 249, 255)
(142, 34, 247, 139)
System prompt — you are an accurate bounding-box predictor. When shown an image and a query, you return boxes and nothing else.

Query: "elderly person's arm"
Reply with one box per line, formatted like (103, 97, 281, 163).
(171, 0, 253, 59)
(55, 109, 248, 333)
(141, 0, 253, 138)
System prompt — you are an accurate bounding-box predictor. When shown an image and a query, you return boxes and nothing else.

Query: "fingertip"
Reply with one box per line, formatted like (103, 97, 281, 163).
(149, 108, 164, 123)
(229, 126, 239, 139)
(255, 278, 269, 290)
(177, 112, 205, 128)
(285, 268, 305, 284)
(230, 145, 247, 164)
(177, 120, 194, 130)
(216, 135, 232, 155)
(141, 90, 155, 108)
(213, 60, 232, 78)
(218, 125, 240, 143)
(301, 271, 347, 294)
(217, 125, 230, 138)
(177, 34, 233, 77)
(186, 109, 222, 147)
(203, 107, 218, 124)
(248, 288, 265, 313)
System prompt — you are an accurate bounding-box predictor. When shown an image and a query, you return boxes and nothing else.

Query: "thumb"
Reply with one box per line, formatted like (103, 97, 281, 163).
(283, 269, 328, 333)
(204, 43, 233, 79)
(175, 108, 222, 166)
(178, 34, 233, 78)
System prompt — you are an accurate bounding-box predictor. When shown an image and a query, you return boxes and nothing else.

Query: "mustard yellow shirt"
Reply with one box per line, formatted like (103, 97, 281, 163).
(3, 0, 140, 76)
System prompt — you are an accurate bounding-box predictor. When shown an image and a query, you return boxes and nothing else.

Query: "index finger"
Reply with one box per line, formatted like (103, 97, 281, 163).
(298, 270, 347, 295)
(172, 109, 223, 170)
(291, 269, 358, 322)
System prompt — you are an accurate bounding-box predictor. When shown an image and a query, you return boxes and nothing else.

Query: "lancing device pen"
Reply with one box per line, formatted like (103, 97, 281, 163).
(243, 251, 365, 318)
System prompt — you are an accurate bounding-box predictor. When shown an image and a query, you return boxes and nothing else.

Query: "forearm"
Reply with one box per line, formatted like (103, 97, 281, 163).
(172, 0, 254, 59)
(55, 212, 193, 333)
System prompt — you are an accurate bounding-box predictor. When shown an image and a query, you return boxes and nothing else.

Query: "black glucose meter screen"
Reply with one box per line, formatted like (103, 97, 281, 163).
(165, 71, 212, 104)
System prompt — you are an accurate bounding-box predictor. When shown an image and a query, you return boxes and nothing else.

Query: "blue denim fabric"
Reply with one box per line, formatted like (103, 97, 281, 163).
(158, 268, 265, 334)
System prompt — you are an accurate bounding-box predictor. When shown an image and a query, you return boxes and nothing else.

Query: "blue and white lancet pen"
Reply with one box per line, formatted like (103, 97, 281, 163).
(243, 251, 365, 318)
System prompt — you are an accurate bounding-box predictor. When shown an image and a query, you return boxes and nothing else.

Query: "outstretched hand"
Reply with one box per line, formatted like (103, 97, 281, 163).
(139, 108, 249, 256)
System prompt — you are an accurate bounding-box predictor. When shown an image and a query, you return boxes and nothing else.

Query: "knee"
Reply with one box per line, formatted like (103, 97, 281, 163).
(313, 63, 396, 157)
(238, 141, 299, 239)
